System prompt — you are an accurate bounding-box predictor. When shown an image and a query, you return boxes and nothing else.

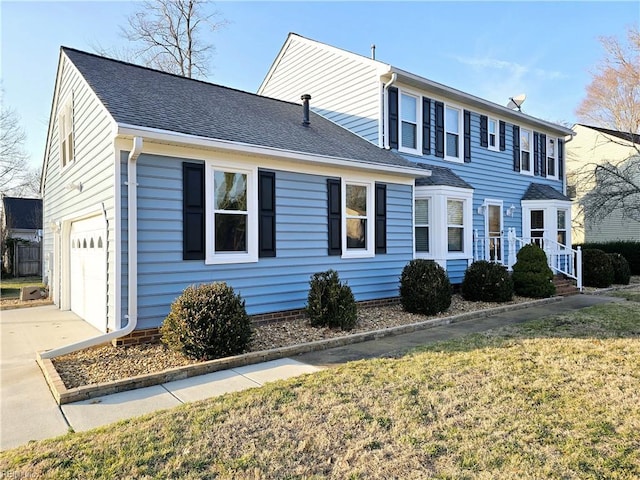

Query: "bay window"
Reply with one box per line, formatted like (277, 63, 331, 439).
(415, 198, 430, 253)
(447, 199, 464, 252)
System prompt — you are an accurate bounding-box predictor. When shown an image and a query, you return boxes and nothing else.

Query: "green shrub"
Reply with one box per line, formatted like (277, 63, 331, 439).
(462, 260, 514, 303)
(161, 282, 252, 361)
(581, 249, 615, 288)
(575, 241, 640, 275)
(607, 253, 631, 285)
(512, 244, 556, 298)
(399, 259, 452, 315)
(305, 270, 357, 330)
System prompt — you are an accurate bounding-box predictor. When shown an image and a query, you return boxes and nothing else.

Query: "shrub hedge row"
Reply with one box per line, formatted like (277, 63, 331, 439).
(574, 241, 639, 275)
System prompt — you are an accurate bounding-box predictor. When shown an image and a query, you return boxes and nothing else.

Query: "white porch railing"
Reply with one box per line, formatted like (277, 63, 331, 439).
(473, 228, 583, 291)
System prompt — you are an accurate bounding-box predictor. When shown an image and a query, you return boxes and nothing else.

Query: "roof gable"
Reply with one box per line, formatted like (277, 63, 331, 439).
(576, 124, 640, 145)
(62, 47, 420, 172)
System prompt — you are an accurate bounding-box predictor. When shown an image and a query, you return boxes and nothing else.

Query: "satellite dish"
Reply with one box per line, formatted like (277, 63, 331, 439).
(507, 93, 526, 112)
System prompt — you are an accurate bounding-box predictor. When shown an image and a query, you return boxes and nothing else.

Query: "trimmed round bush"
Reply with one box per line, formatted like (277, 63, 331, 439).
(461, 260, 514, 303)
(512, 244, 556, 298)
(582, 249, 615, 288)
(160, 282, 253, 361)
(399, 259, 452, 315)
(608, 253, 631, 285)
(306, 269, 357, 330)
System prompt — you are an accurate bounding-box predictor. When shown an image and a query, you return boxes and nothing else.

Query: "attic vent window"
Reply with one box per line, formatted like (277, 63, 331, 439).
(59, 97, 74, 168)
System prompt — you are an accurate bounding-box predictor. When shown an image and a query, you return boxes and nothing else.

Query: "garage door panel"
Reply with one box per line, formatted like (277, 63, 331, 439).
(70, 216, 107, 332)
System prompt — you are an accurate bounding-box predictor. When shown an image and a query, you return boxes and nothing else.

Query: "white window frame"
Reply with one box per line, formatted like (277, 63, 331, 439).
(58, 96, 74, 170)
(546, 136, 558, 179)
(398, 90, 421, 154)
(487, 117, 499, 152)
(522, 199, 572, 250)
(557, 208, 568, 246)
(342, 178, 375, 259)
(413, 195, 432, 255)
(520, 128, 533, 175)
(414, 185, 473, 266)
(445, 104, 463, 163)
(205, 162, 258, 265)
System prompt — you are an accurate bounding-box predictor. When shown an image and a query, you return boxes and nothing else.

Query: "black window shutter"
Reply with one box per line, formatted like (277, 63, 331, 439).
(435, 101, 444, 158)
(388, 87, 399, 149)
(480, 115, 488, 148)
(533, 132, 540, 176)
(422, 97, 431, 155)
(327, 178, 342, 256)
(258, 170, 276, 258)
(499, 121, 506, 151)
(375, 183, 387, 254)
(464, 110, 471, 162)
(182, 162, 205, 260)
(512, 125, 520, 172)
(540, 134, 547, 177)
(558, 138, 564, 180)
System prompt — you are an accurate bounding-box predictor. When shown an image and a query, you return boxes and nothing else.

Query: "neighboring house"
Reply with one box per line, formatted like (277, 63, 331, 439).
(1, 196, 42, 242)
(1, 196, 42, 276)
(41, 47, 431, 340)
(259, 33, 578, 281)
(565, 124, 640, 244)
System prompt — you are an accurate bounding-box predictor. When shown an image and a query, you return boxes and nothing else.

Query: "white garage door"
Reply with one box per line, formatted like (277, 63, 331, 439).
(70, 216, 107, 332)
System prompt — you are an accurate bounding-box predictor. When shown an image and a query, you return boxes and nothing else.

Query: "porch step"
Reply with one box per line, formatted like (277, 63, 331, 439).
(553, 275, 580, 296)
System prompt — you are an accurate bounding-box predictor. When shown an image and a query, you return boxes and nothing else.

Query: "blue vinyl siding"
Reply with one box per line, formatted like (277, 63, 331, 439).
(401, 110, 565, 283)
(121, 153, 413, 329)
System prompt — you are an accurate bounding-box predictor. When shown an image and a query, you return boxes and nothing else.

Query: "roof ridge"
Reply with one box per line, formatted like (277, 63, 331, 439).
(60, 46, 306, 109)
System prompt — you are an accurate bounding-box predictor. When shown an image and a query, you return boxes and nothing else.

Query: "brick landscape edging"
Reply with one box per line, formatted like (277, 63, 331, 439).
(37, 297, 562, 405)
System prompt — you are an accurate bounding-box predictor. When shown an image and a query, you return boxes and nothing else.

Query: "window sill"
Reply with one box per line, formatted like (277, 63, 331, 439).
(444, 156, 464, 164)
(205, 253, 258, 265)
(342, 250, 375, 260)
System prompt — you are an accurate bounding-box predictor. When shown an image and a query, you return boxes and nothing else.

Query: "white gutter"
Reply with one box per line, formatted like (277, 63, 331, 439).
(117, 123, 429, 178)
(40, 137, 144, 359)
(381, 73, 397, 149)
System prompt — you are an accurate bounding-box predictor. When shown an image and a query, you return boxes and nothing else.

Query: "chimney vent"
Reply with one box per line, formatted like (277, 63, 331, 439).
(301, 94, 311, 126)
(371, 44, 376, 60)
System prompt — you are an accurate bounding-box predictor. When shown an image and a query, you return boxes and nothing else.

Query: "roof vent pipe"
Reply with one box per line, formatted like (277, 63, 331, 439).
(301, 94, 311, 126)
(371, 44, 376, 60)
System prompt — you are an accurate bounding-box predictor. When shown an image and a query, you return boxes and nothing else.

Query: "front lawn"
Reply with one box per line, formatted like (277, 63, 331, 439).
(0, 276, 43, 299)
(1, 301, 639, 479)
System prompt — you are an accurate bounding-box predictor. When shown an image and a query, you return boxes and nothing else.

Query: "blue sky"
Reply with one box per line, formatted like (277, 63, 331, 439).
(1, 1, 638, 171)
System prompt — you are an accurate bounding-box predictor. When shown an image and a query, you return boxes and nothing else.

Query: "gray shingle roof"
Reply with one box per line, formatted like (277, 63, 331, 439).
(415, 165, 473, 189)
(522, 183, 570, 201)
(2, 197, 42, 230)
(62, 48, 421, 171)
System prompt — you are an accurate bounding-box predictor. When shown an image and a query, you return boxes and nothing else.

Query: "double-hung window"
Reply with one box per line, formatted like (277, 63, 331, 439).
(557, 209, 567, 245)
(206, 164, 258, 264)
(400, 93, 418, 150)
(445, 106, 461, 160)
(414, 198, 430, 253)
(530, 210, 544, 246)
(520, 128, 532, 174)
(343, 180, 374, 257)
(447, 199, 465, 252)
(547, 137, 557, 178)
(488, 118, 498, 151)
(59, 99, 74, 168)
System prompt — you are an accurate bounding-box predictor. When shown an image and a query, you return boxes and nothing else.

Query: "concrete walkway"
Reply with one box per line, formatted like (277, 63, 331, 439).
(0, 294, 623, 451)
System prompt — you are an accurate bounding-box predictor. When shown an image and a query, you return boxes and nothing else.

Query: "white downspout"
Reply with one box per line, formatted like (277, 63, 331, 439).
(40, 137, 144, 359)
(381, 73, 397, 149)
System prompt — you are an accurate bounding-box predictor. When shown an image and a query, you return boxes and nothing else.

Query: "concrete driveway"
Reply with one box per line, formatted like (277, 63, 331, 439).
(0, 305, 101, 451)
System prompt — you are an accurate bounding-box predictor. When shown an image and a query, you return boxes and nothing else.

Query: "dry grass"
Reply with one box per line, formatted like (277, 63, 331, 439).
(1, 301, 639, 479)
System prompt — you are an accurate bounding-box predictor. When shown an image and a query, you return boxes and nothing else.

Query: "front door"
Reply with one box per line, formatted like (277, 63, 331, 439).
(486, 203, 503, 262)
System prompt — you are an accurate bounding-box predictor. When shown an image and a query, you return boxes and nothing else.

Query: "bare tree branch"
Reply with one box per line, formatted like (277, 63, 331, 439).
(0, 96, 39, 197)
(115, 0, 227, 79)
